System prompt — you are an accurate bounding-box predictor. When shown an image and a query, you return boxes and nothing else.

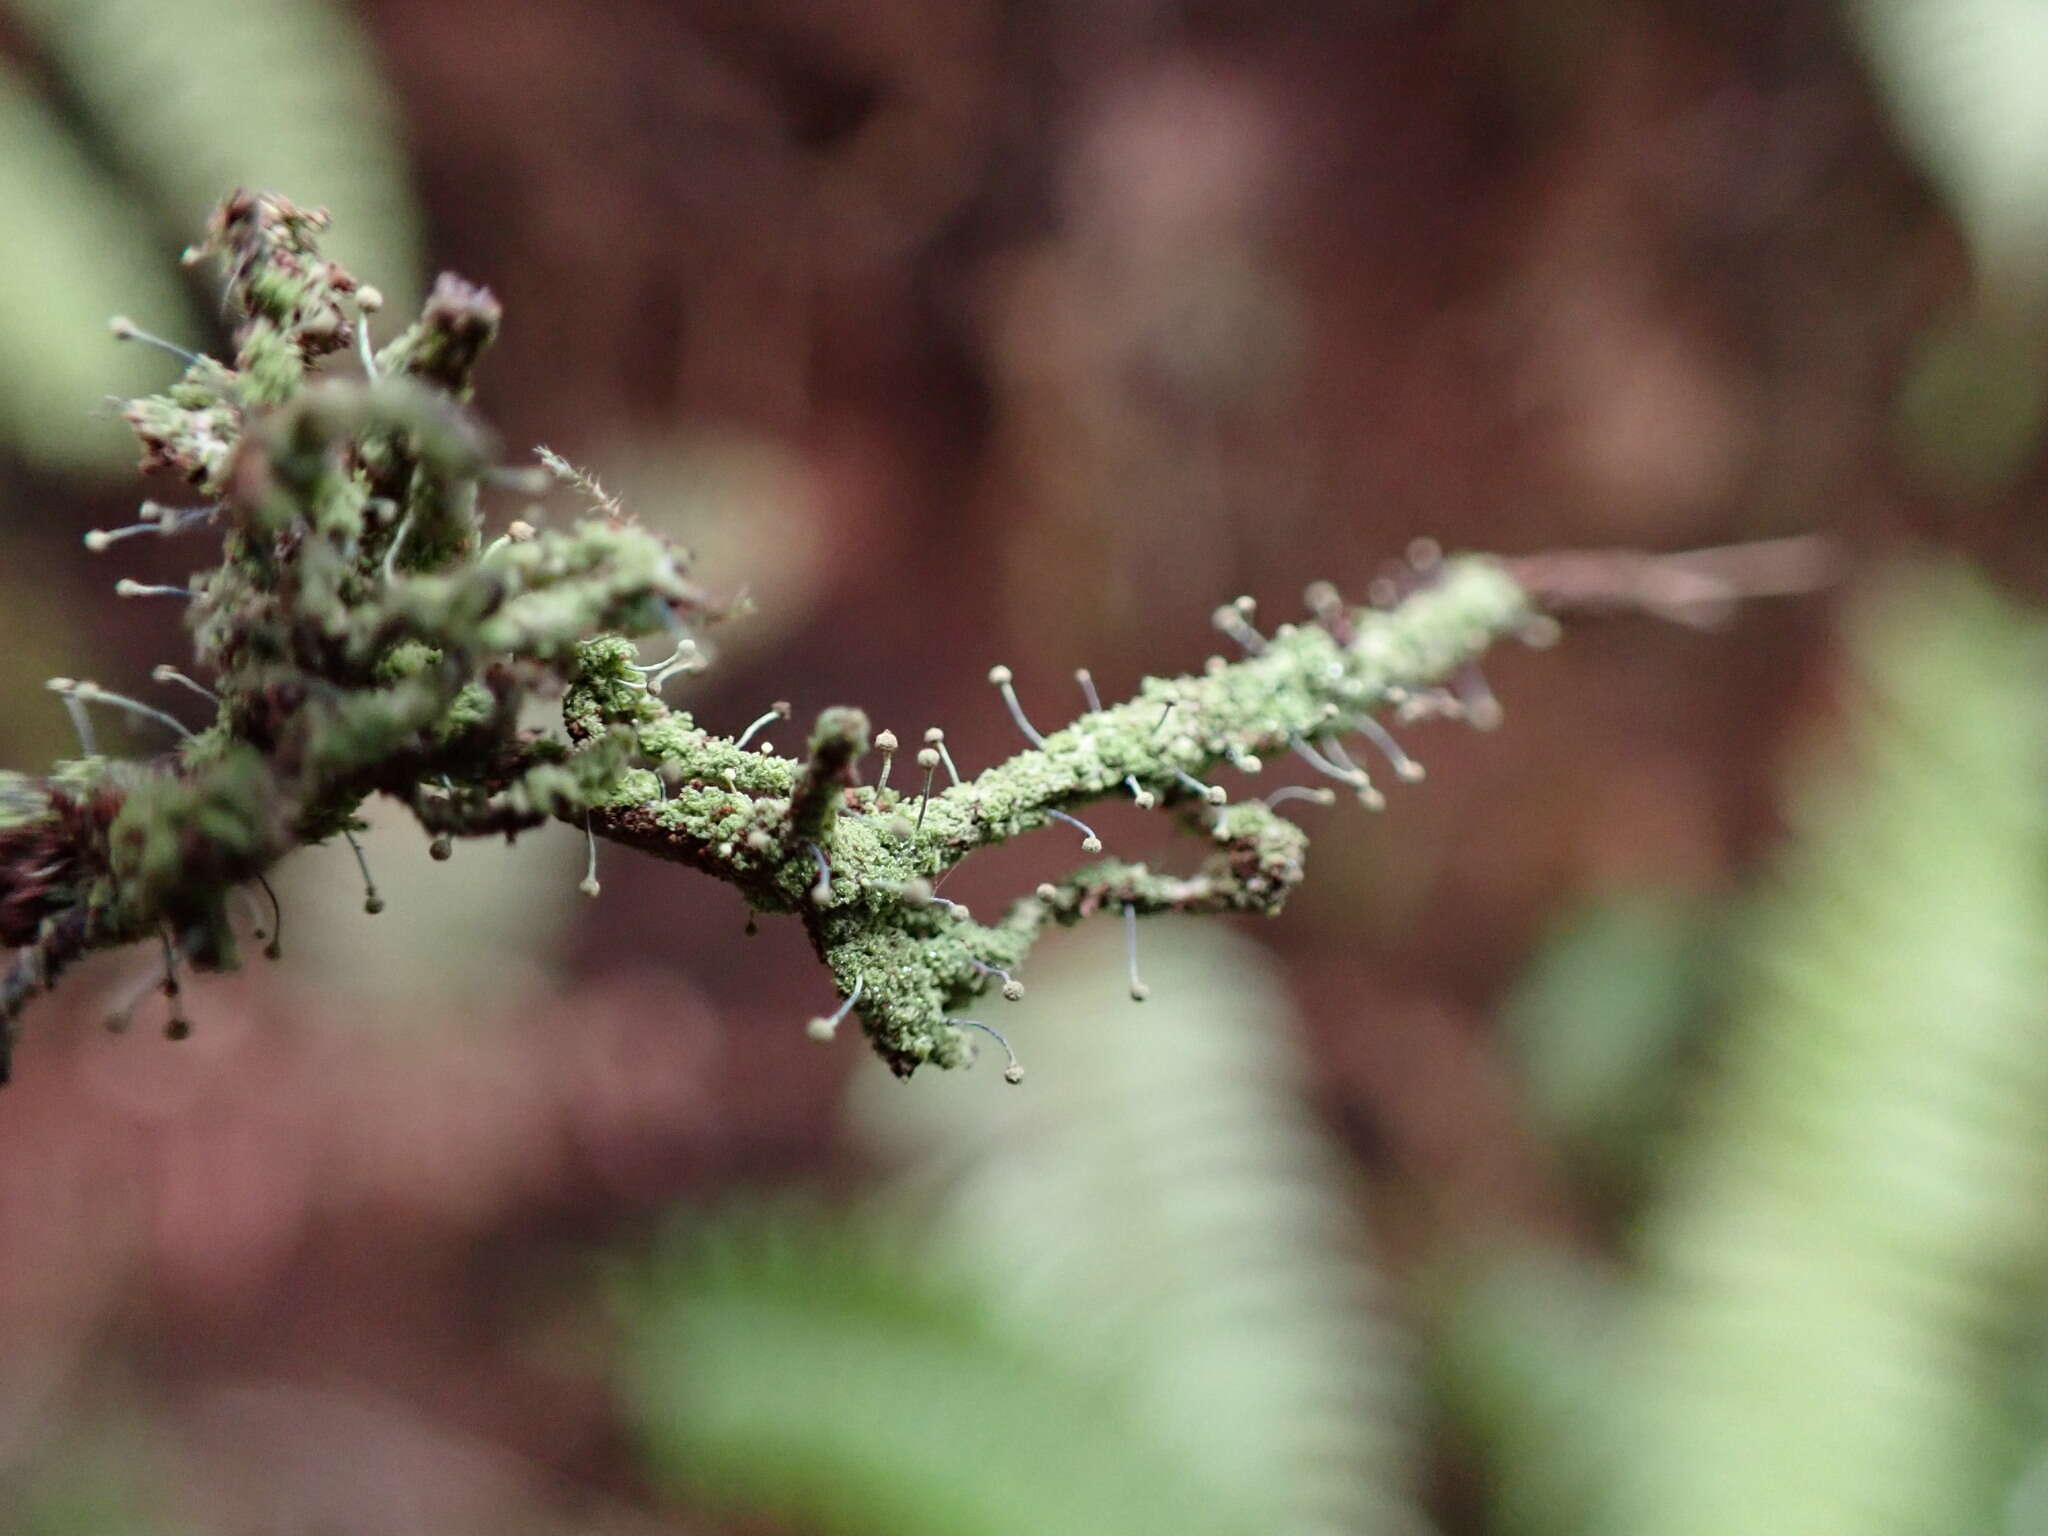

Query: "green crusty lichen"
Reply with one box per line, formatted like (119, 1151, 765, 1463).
(0, 190, 1543, 1084)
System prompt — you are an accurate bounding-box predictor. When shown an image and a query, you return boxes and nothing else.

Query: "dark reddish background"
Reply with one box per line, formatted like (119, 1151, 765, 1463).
(0, 1, 2026, 1528)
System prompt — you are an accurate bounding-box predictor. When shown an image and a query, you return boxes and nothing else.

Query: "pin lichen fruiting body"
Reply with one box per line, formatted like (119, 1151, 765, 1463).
(0, 188, 1544, 1087)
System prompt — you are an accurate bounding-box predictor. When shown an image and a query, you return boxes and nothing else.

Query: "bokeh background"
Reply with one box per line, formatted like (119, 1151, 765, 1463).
(3, 2, 2048, 1533)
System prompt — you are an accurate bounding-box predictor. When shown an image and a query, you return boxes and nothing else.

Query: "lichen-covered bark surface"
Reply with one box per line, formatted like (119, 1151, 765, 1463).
(0, 5, 1986, 1530)
(0, 194, 1540, 1084)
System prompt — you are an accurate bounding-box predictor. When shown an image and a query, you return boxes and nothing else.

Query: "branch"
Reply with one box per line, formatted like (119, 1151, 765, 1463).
(1504, 536, 1839, 629)
(0, 192, 1786, 1086)
(570, 557, 1532, 1074)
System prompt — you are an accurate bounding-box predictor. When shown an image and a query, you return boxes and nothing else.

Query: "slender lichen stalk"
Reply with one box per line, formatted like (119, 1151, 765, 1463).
(0, 190, 1543, 1085)
(570, 554, 1531, 1074)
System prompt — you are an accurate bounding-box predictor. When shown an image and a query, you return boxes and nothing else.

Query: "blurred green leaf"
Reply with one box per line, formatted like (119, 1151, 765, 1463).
(0, 558, 109, 766)
(0, 0, 418, 472)
(852, 919, 1430, 1536)
(8, 0, 421, 311)
(1430, 1247, 1622, 1536)
(1849, 0, 2048, 290)
(621, 1217, 1257, 1536)
(621, 920, 1430, 1535)
(0, 57, 198, 473)
(1893, 304, 2046, 498)
(0, 1433, 182, 1536)
(1600, 565, 2048, 1536)
(1502, 888, 1722, 1190)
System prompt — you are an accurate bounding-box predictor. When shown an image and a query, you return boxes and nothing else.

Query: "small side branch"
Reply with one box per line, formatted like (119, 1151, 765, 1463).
(1506, 535, 1839, 629)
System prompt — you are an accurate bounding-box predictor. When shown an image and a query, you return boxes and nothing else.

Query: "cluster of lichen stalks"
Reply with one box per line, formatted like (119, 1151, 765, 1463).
(0, 191, 1545, 1086)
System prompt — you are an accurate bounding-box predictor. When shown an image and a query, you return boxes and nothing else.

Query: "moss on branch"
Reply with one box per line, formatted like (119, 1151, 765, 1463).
(0, 191, 1544, 1084)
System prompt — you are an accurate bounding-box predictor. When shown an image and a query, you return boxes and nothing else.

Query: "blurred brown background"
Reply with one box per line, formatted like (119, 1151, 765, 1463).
(0, 1, 2041, 1531)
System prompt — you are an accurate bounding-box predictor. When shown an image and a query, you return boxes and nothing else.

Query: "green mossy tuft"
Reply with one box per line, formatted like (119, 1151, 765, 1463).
(0, 189, 1540, 1085)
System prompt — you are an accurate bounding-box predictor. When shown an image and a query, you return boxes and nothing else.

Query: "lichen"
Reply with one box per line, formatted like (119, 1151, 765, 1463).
(0, 189, 1547, 1085)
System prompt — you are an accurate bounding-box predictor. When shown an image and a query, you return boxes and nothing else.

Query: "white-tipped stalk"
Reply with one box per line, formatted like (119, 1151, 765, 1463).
(914, 747, 940, 834)
(1354, 715, 1425, 783)
(873, 729, 899, 795)
(806, 977, 864, 1041)
(1265, 785, 1339, 809)
(150, 664, 218, 704)
(1317, 734, 1369, 779)
(734, 701, 792, 751)
(102, 950, 168, 1035)
(950, 1017, 1024, 1084)
(1173, 770, 1228, 806)
(114, 580, 192, 600)
(49, 679, 193, 742)
(1395, 687, 1464, 724)
(1407, 536, 1443, 572)
(47, 678, 96, 756)
(1075, 668, 1102, 713)
(1211, 595, 1267, 654)
(356, 313, 379, 380)
(1123, 774, 1157, 810)
(85, 505, 213, 552)
(1123, 902, 1150, 1001)
(969, 958, 1026, 1002)
(925, 727, 961, 785)
(84, 525, 149, 553)
(109, 315, 201, 367)
(1316, 736, 1388, 810)
(808, 842, 834, 906)
(480, 533, 511, 563)
(631, 639, 694, 675)
(1046, 809, 1102, 854)
(1288, 731, 1382, 808)
(382, 510, 416, 582)
(931, 895, 971, 919)
(987, 665, 1047, 748)
(1456, 665, 1504, 730)
(343, 828, 387, 913)
(578, 813, 602, 897)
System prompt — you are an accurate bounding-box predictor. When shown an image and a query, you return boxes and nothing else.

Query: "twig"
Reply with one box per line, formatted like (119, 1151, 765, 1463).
(1506, 535, 1839, 628)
